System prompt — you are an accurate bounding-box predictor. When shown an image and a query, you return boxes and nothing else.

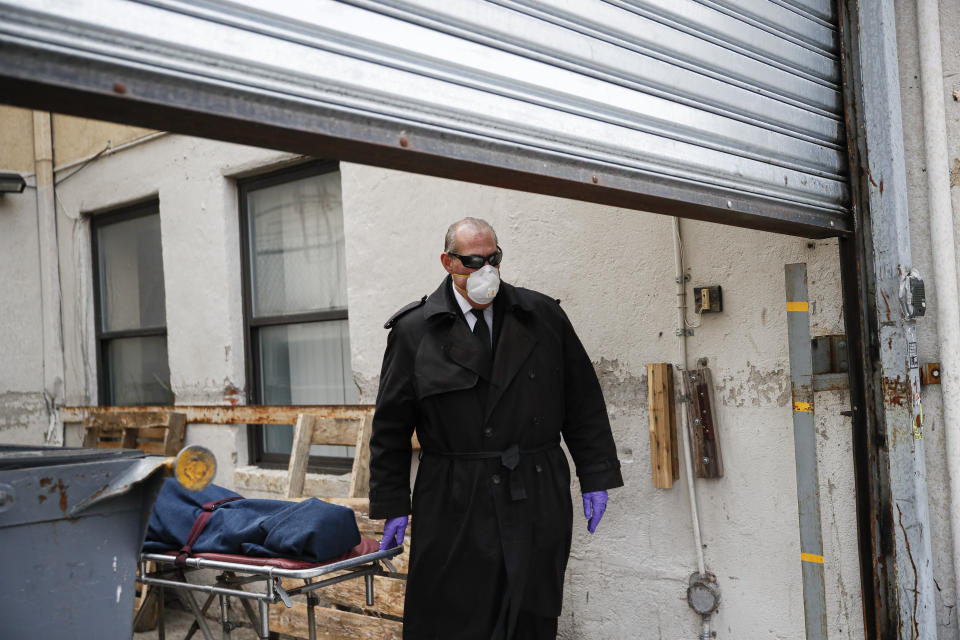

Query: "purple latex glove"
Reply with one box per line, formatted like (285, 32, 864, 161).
(582, 491, 608, 534)
(379, 516, 409, 550)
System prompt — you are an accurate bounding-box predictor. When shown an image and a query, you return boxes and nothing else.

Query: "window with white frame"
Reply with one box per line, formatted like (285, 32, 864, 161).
(91, 200, 173, 405)
(239, 161, 357, 470)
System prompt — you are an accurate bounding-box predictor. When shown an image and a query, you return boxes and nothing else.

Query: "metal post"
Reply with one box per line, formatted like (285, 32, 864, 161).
(839, 0, 937, 636)
(784, 264, 828, 639)
(308, 600, 317, 640)
(219, 593, 230, 639)
(257, 599, 270, 640)
(365, 573, 375, 607)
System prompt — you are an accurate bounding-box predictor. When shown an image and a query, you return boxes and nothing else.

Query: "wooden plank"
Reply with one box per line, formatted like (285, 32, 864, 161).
(269, 601, 403, 640)
(136, 426, 170, 439)
(120, 427, 138, 449)
(64, 405, 422, 449)
(309, 417, 364, 446)
(320, 576, 406, 618)
(278, 574, 406, 619)
(64, 405, 377, 425)
(647, 363, 677, 489)
(348, 412, 374, 499)
(137, 440, 166, 455)
(163, 412, 186, 455)
(82, 424, 100, 448)
(683, 367, 724, 478)
(285, 414, 318, 499)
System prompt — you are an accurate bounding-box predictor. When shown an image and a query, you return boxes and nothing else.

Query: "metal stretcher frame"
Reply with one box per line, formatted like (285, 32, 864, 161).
(138, 544, 403, 640)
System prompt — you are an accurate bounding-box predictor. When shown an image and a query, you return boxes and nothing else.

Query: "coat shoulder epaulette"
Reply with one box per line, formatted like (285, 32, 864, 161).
(384, 295, 427, 329)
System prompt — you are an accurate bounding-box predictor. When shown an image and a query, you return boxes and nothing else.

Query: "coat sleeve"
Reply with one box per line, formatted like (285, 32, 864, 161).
(558, 306, 624, 493)
(368, 326, 419, 519)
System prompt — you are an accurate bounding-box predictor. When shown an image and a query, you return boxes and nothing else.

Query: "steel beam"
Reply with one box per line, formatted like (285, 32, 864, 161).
(784, 263, 828, 640)
(839, 1, 936, 637)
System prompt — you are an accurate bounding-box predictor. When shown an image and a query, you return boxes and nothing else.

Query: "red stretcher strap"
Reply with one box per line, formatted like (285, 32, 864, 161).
(174, 496, 243, 567)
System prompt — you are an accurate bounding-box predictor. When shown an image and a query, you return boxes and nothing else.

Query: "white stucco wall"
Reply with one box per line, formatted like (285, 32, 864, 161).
(0, 180, 48, 444)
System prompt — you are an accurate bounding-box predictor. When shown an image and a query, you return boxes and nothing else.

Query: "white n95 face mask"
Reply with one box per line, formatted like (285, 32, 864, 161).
(456, 264, 500, 305)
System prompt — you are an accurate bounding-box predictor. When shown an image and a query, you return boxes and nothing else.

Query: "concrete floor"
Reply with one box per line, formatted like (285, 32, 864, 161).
(133, 603, 263, 640)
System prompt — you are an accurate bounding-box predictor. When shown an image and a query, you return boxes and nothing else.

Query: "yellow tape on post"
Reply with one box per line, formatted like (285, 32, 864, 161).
(793, 401, 813, 413)
(786, 301, 809, 312)
(801, 553, 824, 564)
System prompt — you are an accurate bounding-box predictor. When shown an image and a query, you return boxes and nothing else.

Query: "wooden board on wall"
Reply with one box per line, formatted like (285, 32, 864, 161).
(682, 366, 724, 478)
(647, 363, 680, 488)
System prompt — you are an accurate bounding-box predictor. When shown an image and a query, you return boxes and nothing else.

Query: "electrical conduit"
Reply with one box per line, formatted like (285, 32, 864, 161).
(673, 217, 711, 638)
(916, 0, 960, 614)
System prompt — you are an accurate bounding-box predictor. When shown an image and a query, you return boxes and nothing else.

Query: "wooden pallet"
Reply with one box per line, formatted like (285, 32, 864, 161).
(82, 410, 186, 455)
(271, 412, 408, 639)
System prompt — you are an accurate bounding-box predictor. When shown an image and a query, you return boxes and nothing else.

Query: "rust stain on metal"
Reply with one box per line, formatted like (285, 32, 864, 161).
(37, 494, 46, 504)
(57, 480, 68, 513)
(39, 477, 52, 487)
(880, 290, 892, 322)
(882, 376, 908, 407)
(113, 81, 126, 94)
(791, 381, 813, 404)
(62, 404, 375, 425)
(867, 168, 878, 189)
(897, 504, 920, 639)
(878, 180, 884, 194)
(399, 136, 409, 148)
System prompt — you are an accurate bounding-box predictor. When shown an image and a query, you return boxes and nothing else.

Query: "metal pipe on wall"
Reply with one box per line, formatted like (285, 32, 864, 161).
(32, 110, 65, 445)
(672, 217, 711, 638)
(916, 0, 960, 613)
(784, 264, 828, 639)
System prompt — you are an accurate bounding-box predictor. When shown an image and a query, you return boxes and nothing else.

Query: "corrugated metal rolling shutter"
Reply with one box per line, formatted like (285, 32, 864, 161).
(0, 0, 848, 236)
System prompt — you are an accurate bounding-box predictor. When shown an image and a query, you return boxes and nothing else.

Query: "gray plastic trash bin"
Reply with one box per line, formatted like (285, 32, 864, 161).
(0, 445, 170, 640)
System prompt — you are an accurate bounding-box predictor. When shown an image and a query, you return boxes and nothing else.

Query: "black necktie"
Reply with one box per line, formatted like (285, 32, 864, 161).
(472, 309, 491, 351)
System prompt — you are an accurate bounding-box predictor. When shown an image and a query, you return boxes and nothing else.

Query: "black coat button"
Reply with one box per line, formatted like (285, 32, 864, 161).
(532, 416, 542, 426)
(483, 427, 493, 438)
(535, 464, 543, 473)
(491, 474, 501, 485)
(528, 370, 536, 379)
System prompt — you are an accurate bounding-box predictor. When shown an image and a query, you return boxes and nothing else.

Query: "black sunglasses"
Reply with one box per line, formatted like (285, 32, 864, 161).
(448, 246, 503, 269)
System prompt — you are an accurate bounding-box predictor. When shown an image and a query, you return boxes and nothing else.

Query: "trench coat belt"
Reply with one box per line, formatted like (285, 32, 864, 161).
(421, 441, 559, 501)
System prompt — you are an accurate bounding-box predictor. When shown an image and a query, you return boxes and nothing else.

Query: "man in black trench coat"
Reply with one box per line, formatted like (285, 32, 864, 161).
(369, 217, 623, 640)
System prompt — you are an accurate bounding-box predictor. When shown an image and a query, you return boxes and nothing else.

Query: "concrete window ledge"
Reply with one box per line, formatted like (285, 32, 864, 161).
(233, 466, 352, 499)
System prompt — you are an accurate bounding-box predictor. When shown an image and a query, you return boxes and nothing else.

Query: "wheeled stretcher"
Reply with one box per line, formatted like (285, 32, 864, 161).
(137, 539, 403, 640)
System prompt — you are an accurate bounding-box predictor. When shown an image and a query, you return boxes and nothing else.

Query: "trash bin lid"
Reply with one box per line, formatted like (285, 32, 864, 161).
(0, 445, 145, 470)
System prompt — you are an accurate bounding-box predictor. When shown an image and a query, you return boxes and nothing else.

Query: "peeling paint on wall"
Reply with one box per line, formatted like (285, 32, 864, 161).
(715, 363, 790, 408)
(593, 358, 647, 418)
(0, 391, 48, 430)
(950, 158, 960, 188)
(353, 372, 380, 405)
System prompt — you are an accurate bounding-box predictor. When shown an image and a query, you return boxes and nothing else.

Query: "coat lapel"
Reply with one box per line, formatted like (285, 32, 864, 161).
(484, 288, 537, 421)
(444, 320, 493, 380)
(422, 277, 493, 382)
